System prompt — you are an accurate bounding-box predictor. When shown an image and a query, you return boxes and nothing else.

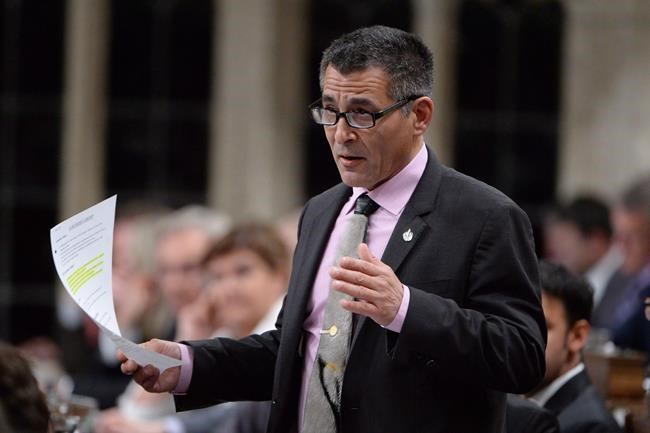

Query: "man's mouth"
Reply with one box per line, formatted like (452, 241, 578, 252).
(339, 155, 364, 167)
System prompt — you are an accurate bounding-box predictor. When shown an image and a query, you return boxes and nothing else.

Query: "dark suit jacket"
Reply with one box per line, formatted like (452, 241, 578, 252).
(507, 395, 559, 433)
(544, 370, 622, 433)
(176, 148, 546, 433)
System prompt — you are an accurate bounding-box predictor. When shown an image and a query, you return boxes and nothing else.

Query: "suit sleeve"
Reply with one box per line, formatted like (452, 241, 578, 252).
(173, 329, 282, 411)
(391, 201, 546, 394)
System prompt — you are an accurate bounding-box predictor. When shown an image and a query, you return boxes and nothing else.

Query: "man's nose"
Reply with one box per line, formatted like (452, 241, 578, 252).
(333, 116, 356, 144)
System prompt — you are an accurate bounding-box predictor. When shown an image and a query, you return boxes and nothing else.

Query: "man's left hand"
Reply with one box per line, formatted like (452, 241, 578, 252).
(330, 243, 403, 326)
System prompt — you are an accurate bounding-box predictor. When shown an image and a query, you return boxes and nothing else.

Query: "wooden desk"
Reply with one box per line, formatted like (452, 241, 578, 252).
(585, 349, 646, 399)
(584, 349, 648, 432)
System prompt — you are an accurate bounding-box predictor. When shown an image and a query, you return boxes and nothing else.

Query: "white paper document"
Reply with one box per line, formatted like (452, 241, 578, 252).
(50, 195, 181, 372)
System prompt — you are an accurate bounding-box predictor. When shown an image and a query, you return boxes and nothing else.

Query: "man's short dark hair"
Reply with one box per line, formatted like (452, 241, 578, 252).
(319, 25, 434, 102)
(555, 196, 612, 238)
(539, 260, 594, 326)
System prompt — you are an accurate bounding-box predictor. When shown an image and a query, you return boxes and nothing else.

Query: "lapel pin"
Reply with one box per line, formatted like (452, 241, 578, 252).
(403, 229, 414, 242)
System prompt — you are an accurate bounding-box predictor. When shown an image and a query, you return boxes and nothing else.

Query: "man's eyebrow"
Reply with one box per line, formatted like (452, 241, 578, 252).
(347, 96, 375, 107)
(321, 95, 377, 109)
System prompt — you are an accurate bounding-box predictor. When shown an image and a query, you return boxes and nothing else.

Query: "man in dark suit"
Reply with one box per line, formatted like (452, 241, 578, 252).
(120, 25, 546, 433)
(542, 196, 628, 331)
(527, 261, 622, 433)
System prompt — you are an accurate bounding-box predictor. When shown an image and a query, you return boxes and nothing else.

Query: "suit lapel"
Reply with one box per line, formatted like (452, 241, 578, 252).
(278, 184, 351, 353)
(544, 370, 591, 416)
(294, 185, 351, 312)
(381, 147, 443, 272)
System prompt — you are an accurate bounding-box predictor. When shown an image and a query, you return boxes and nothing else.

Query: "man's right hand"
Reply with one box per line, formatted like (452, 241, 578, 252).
(118, 338, 181, 393)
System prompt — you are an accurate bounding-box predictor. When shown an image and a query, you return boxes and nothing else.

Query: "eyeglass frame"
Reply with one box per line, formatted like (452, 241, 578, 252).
(308, 95, 421, 129)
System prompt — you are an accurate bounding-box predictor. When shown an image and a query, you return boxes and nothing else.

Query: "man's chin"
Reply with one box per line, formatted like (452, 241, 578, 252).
(338, 172, 369, 189)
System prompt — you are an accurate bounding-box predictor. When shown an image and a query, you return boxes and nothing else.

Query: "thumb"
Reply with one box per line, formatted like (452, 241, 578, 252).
(358, 243, 378, 263)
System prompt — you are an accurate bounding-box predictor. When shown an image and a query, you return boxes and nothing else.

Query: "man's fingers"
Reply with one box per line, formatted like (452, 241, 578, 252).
(334, 258, 381, 280)
(131, 364, 161, 391)
(331, 266, 369, 287)
(333, 279, 377, 302)
(340, 298, 379, 317)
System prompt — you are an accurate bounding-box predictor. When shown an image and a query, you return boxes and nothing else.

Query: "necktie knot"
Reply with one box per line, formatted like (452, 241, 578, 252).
(354, 194, 379, 217)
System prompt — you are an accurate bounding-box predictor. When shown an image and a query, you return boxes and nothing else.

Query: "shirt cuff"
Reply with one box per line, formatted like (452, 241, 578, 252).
(383, 285, 410, 333)
(172, 343, 193, 395)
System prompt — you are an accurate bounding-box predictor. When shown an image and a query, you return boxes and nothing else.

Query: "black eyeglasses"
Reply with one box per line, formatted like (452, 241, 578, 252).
(308, 95, 420, 129)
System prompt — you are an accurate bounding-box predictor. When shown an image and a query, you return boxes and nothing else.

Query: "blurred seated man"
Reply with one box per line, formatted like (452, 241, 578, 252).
(155, 206, 231, 329)
(526, 261, 622, 433)
(543, 196, 628, 330)
(95, 222, 289, 433)
(0, 341, 50, 433)
(610, 175, 650, 353)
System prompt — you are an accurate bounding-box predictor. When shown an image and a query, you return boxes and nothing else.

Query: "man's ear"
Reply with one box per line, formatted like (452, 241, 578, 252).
(411, 97, 434, 135)
(567, 319, 590, 354)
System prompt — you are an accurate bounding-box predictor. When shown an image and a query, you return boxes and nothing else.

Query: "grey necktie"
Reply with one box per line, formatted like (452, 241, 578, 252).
(302, 194, 379, 433)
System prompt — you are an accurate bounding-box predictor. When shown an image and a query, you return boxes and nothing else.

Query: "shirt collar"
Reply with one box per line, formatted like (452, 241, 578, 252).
(346, 143, 428, 216)
(528, 363, 584, 407)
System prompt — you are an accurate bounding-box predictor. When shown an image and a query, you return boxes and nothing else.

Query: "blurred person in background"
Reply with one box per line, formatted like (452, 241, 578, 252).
(73, 208, 171, 409)
(154, 206, 231, 326)
(610, 176, 650, 354)
(0, 341, 51, 433)
(543, 196, 629, 331)
(526, 261, 621, 433)
(92, 205, 230, 423)
(203, 222, 288, 338)
(95, 222, 289, 433)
